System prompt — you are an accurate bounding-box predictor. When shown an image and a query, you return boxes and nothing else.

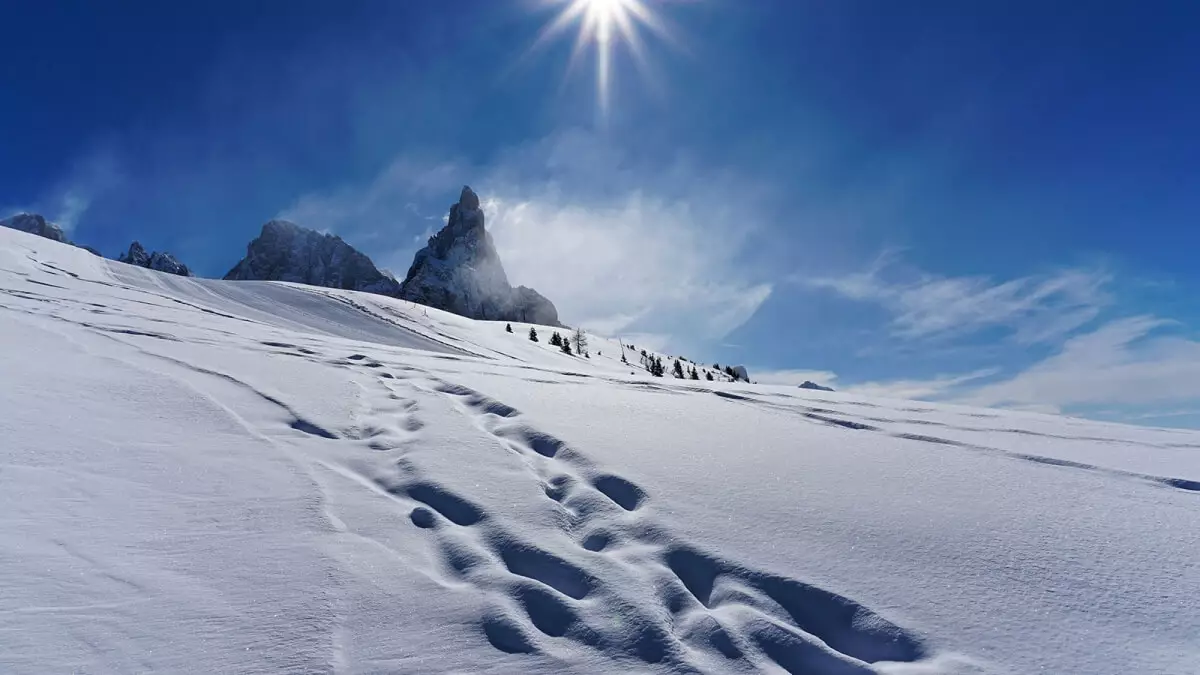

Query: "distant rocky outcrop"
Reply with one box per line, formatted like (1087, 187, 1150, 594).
(732, 365, 751, 383)
(224, 220, 401, 295)
(1, 213, 68, 243)
(1, 212, 105, 256)
(118, 241, 193, 277)
(398, 186, 560, 325)
(799, 380, 835, 392)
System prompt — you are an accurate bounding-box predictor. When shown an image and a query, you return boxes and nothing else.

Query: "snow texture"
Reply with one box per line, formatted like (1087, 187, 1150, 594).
(399, 186, 560, 326)
(1, 225, 1198, 675)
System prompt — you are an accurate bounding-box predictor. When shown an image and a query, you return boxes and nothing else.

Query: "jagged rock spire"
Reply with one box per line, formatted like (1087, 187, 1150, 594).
(398, 185, 560, 325)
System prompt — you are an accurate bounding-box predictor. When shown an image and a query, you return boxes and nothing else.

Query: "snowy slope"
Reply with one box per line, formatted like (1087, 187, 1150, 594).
(1, 226, 1197, 675)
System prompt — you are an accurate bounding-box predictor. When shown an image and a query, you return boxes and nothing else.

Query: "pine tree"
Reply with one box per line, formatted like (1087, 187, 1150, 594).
(651, 356, 664, 377)
(690, 367, 700, 380)
(673, 359, 684, 379)
(529, 327, 538, 342)
(725, 365, 735, 379)
(506, 323, 513, 333)
(560, 338, 572, 355)
(549, 332, 561, 347)
(705, 371, 714, 381)
(572, 327, 588, 357)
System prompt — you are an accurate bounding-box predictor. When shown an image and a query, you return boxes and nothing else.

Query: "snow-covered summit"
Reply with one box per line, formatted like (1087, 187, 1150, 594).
(224, 219, 401, 295)
(399, 186, 561, 326)
(118, 240, 193, 277)
(1, 212, 68, 243)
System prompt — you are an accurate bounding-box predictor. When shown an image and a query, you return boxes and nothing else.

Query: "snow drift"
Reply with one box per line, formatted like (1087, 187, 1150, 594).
(1, 226, 1197, 674)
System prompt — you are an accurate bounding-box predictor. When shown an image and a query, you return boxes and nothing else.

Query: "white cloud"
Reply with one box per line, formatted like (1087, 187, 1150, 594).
(753, 369, 840, 388)
(482, 192, 772, 340)
(802, 253, 1110, 345)
(278, 129, 775, 346)
(956, 316, 1200, 413)
(842, 368, 1000, 401)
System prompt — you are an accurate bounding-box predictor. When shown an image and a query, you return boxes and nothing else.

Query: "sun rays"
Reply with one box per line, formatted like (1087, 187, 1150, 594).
(530, 0, 677, 114)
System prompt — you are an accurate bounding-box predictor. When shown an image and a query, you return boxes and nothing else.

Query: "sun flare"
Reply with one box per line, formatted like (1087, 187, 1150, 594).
(533, 0, 673, 114)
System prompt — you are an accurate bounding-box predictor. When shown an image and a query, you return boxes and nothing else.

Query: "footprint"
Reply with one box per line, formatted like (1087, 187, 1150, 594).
(410, 506, 437, 529)
(513, 583, 581, 637)
(496, 426, 567, 458)
(592, 474, 646, 511)
(666, 546, 721, 607)
(418, 379, 936, 670)
(580, 530, 612, 552)
(482, 611, 537, 654)
(395, 482, 485, 526)
(746, 573, 926, 664)
(747, 616, 874, 675)
(543, 475, 573, 502)
(495, 539, 594, 600)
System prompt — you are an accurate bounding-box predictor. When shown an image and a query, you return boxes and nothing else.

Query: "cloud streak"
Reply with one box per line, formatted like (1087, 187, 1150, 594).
(801, 253, 1111, 345)
(957, 316, 1200, 413)
(43, 148, 125, 233)
(842, 368, 1000, 401)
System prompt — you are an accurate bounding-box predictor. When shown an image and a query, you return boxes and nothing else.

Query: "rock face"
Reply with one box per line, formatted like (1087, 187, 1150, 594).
(398, 186, 560, 325)
(799, 380, 835, 392)
(1, 213, 68, 243)
(732, 365, 751, 383)
(119, 241, 193, 277)
(224, 220, 401, 295)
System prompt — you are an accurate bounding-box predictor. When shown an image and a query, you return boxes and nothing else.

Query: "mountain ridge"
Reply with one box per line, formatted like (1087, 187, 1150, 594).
(223, 219, 402, 296)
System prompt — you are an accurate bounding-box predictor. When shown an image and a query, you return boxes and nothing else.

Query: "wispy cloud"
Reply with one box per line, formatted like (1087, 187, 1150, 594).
(753, 369, 840, 388)
(38, 147, 125, 233)
(800, 253, 1111, 345)
(842, 368, 1000, 401)
(956, 316, 1200, 414)
(278, 159, 460, 233)
(278, 129, 775, 346)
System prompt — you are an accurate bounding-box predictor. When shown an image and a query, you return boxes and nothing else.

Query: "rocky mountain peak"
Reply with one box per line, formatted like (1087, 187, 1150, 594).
(1, 213, 68, 243)
(119, 241, 151, 267)
(458, 184, 480, 212)
(119, 241, 192, 277)
(224, 220, 400, 296)
(398, 186, 560, 326)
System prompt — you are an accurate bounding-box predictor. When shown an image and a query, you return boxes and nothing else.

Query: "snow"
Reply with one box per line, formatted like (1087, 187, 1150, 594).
(1, 225, 1198, 674)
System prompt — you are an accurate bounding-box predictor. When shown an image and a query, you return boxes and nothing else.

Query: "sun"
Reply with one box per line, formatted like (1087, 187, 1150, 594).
(531, 0, 674, 114)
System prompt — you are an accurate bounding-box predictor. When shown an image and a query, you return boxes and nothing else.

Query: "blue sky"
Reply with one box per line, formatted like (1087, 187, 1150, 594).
(4, 0, 1200, 426)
